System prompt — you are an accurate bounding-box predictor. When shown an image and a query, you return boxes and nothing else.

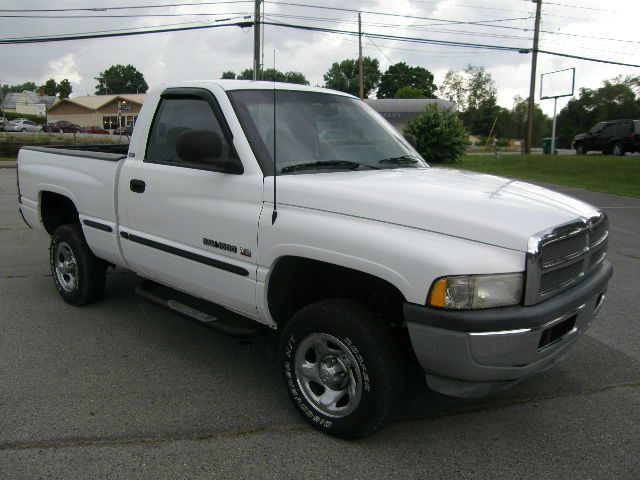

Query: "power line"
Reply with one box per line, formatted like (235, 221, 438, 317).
(0, 12, 254, 19)
(267, 1, 639, 45)
(263, 13, 534, 42)
(0, 1, 253, 12)
(539, 50, 640, 68)
(0, 21, 246, 44)
(1, 15, 638, 69)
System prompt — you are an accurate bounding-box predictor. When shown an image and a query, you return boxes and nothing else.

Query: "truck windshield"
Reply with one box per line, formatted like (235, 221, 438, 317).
(228, 90, 427, 175)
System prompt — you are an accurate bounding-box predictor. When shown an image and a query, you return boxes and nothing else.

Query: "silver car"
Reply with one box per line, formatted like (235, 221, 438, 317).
(5, 119, 41, 133)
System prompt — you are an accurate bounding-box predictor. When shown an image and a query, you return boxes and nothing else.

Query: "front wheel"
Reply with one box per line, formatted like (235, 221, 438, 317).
(50, 224, 107, 305)
(575, 143, 586, 155)
(280, 299, 401, 438)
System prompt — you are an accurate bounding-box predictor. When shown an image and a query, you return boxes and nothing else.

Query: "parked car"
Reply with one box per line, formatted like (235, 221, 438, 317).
(41, 120, 84, 134)
(5, 119, 41, 133)
(17, 81, 612, 438)
(112, 125, 134, 136)
(572, 119, 640, 155)
(84, 126, 109, 135)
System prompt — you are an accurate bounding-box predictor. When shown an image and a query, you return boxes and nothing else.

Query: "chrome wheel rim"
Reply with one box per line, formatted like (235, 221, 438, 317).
(295, 333, 363, 418)
(614, 144, 622, 155)
(54, 241, 78, 292)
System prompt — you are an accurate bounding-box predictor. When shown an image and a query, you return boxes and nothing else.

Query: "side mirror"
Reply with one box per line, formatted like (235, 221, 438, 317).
(176, 130, 243, 174)
(403, 133, 418, 149)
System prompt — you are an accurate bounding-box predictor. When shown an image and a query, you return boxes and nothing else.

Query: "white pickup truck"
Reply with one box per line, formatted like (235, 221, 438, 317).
(17, 81, 612, 438)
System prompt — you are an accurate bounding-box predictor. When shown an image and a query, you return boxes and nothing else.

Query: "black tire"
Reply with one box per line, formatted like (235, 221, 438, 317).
(575, 143, 586, 155)
(21, 128, 27, 133)
(280, 298, 401, 438)
(59, 128, 64, 134)
(49, 224, 106, 306)
(612, 141, 625, 156)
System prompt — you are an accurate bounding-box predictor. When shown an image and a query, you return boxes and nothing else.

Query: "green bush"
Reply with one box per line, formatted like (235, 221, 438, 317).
(404, 105, 468, 164)
(2, 111, 45, 124)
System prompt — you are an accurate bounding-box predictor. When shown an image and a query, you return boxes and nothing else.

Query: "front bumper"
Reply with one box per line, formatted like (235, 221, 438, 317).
(404, 260, 612, 397)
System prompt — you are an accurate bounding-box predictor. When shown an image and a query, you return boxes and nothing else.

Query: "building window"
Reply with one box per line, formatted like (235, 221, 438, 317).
(103, 116, 119, 129)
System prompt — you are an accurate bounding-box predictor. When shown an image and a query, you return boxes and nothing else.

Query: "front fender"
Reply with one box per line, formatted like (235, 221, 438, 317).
(256, 204, 525, 324)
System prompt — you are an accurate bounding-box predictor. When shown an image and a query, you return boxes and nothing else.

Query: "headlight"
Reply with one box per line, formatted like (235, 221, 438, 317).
(428, 273, 523, 309)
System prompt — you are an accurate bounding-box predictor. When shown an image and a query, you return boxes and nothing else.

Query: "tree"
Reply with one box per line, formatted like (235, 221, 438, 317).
(495, 95, 550, 146)
(233, 68, 309, 84)
(57, 79, 72, 99)
(556, 79, 640, 148)
(394, 86, 427, 99)
(42, 78, 58, 96)
(1, 82, 38, 97)
(323, 57, 381, 97)
(377, 62, 437, 99)
(95, 64, 148, 94)
(221, 71, 237, 79)
(440, 70, 465, 111)
(439, 65, 498, 136)
(404, 105, 468, 164)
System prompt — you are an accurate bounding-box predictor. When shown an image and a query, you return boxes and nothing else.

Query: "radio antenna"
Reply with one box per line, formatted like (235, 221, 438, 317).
(271, 49, 278, 225)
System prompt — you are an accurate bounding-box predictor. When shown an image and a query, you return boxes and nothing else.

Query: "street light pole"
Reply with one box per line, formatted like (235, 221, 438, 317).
(525, 0, 542, 154)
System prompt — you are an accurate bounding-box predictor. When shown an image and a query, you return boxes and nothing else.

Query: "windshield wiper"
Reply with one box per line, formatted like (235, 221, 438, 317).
(280, 160, 379, 173)
(378, 155, 421, 166)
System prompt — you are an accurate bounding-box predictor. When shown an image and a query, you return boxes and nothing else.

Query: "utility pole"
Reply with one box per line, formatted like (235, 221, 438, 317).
(253, 0, 261, 81)
(358, 12, 364, 100)
(525, 0, 542, 154)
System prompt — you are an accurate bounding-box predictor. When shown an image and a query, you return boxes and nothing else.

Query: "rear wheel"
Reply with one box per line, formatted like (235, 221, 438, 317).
(21, 128, 27, 133)
(612, 141, 625, 156)
(59, 128, 64, 134)
(50, 224, 106, 305)
(280, 298, 401, 438)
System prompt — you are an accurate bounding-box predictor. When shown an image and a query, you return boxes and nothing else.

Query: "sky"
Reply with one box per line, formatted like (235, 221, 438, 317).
(0, 0, 638, 116)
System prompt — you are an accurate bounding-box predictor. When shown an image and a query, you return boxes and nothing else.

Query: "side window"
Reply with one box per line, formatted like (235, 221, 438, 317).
(145, 97, 233, 168)
(616, 123, 632, 136)
(601, 123, 617, 136)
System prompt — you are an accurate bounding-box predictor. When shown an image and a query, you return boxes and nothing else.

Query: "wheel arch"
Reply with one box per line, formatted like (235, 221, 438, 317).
(266, 255, 409, 328)
(39, 190, 80, 235)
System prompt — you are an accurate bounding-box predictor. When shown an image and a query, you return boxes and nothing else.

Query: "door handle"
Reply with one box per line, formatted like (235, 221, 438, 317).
(130, 179, 146, 193)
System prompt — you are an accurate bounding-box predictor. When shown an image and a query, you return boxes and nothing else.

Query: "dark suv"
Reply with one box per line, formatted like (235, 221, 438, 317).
(573, 119, 640, 156)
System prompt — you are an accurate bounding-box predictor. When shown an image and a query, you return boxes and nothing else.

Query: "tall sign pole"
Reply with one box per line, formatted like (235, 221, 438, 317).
(525, 0, 542, 154)
(358, 12, 364, 100)
(253, 0, 261, 81)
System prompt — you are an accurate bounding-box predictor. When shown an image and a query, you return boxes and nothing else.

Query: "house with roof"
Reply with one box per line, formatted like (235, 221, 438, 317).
(46, 93, 146, 131)
(0, 90, 58, 116)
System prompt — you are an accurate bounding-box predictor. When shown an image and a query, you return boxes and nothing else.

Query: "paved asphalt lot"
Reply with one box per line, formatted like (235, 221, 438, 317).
(0, 167, 638, 479)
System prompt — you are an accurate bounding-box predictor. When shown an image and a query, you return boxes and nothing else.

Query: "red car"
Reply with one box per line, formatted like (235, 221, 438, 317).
(84, 126, 109, 135)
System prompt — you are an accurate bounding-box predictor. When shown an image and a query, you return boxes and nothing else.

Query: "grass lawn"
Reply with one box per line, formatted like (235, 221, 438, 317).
(446, 154, 640, 198)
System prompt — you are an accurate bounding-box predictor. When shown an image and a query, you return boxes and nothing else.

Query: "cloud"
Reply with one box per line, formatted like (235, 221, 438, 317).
(47, 53, 82, 84)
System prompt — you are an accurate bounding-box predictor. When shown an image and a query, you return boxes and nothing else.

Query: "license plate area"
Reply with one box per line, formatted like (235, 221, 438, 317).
(538, 314, 577, 350)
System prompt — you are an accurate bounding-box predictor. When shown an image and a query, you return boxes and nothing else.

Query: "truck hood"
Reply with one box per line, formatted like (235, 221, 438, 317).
(270, 168, 600, 252)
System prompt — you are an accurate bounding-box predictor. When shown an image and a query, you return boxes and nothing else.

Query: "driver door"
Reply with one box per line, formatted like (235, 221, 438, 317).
(119, 88, 263, 317)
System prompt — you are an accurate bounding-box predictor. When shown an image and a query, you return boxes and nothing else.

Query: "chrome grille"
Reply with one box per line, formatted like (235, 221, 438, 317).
(539, 261, 583, 294)
(540, 231, 588, 268)
(525, 212, 609, 305)
(591, 215, 608, 246)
